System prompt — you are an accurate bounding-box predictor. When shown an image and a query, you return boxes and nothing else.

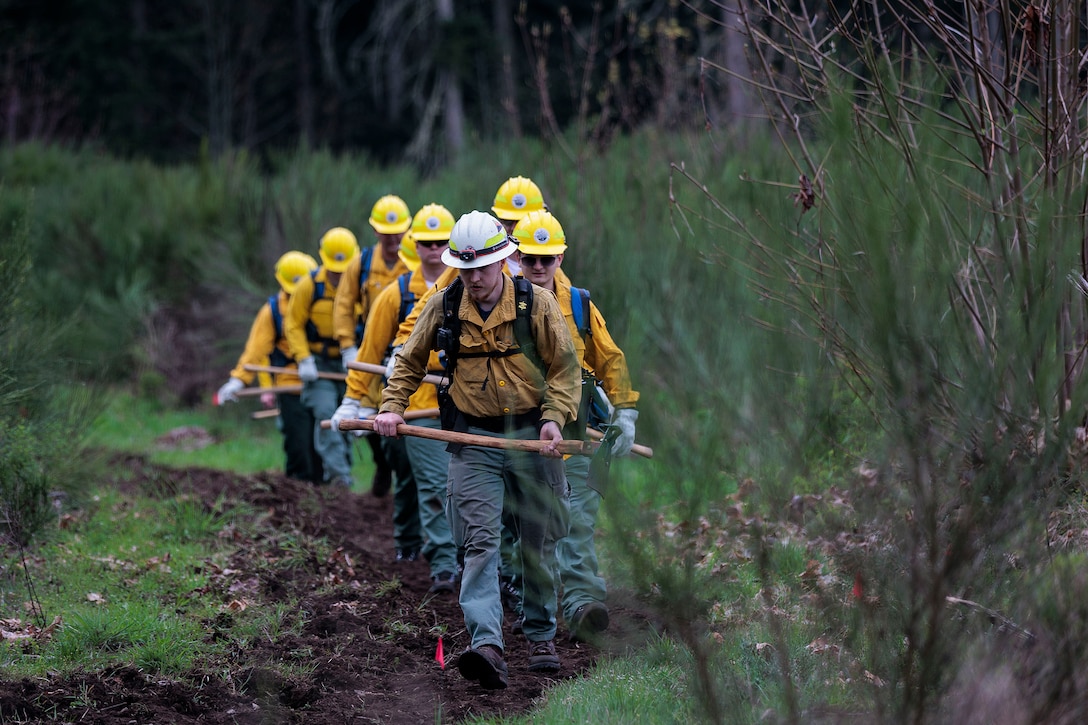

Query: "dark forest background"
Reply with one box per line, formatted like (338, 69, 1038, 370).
(1, 0, 969, 169)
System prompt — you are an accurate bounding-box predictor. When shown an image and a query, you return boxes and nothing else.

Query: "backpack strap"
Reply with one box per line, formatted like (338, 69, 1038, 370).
(569, 286, 592, 339)
(356, 245, 375, 291)
(397, 271, 416, 324)
(268, 293, 290, 367)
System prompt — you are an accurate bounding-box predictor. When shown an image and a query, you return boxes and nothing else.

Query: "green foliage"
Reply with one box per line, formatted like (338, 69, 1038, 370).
(0, 209, 100, 547)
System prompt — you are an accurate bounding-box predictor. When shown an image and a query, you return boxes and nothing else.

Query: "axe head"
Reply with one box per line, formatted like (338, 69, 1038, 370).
(587, 424, 620, 496)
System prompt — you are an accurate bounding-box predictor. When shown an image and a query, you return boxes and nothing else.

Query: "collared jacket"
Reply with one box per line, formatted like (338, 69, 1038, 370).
(553, 276, 639, 410)
(332, 243, 409, 349)
(380, 274, 582, 430)
(229, 290, 301, 387)
(346, 268, 445, 411)
(284, 266, 342, 361)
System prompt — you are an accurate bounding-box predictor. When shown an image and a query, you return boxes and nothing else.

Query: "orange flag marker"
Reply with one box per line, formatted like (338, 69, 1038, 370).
(435, 636, 445, 669)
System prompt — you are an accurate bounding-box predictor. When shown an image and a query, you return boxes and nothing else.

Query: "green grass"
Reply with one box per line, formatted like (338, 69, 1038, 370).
(85, 388, 379, 492)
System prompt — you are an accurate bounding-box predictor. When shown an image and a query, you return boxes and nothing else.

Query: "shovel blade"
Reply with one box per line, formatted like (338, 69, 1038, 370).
(587, 426, 619, 496)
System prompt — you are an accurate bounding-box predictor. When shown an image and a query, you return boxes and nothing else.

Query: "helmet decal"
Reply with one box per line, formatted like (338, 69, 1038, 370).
(426, 216, 440, 231)
(533, 228, 550, 244)
(385, 211, 398, 223)
(512, 193, 527, 209)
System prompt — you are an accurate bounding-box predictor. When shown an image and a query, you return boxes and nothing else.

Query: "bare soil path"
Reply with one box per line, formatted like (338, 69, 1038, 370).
(0, 456, 657, 724)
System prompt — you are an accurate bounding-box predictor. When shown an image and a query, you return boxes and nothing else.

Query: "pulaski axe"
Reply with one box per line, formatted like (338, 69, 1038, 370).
(323, 418, 600, 457)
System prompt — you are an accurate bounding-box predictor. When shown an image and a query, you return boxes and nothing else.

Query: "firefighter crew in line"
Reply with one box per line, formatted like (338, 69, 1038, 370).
(217, 251, 324, 484)
(332, 194, 412, 496)
(512, 209, 640, 642)
(285, 227, 359, 488)
(332, 204, 460, 593)
(372, 210, 581, 689)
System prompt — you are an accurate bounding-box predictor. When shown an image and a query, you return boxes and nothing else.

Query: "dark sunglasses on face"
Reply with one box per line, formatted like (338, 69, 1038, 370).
(520, 255, 557, 268)
(416, 240, 448, 249)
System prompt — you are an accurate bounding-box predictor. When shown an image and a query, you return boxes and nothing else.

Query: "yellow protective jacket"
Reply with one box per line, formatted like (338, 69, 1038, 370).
(346, 269, 444, 411)
(284, 266, 342, 361)
(229, 290, 301, 387)
(380, 275, 582, 430)
(554, 276, 639, 410)
(332, 243, 409, 349)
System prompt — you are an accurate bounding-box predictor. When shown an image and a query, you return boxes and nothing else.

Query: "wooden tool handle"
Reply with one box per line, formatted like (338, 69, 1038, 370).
(243, 363, 346, 381)
(324, 418, 600, 456)
(586, 428, 654, 458)
(345, 360, 446, 387)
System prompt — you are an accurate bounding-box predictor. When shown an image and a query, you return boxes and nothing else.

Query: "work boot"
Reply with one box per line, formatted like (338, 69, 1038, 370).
(457, 645, 508, 689)
(395, 548, 420, 562)
(527, 639, 560, 673)
(499, 576, 521, 613)
(429, 571, 457, 594)
(568, 601, 610, 643)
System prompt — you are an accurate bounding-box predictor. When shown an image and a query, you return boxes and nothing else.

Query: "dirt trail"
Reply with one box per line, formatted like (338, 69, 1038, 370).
(0, 456, 656, 724)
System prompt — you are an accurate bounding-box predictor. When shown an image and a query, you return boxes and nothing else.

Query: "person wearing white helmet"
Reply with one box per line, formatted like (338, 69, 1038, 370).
(216, 251, 324, 484)
(284, 227, 360, 488)
(372, 210, 581, 689)
(332, 205, 460, 590)
(512, 209, 640, 643)
(332, 195, 412, 497)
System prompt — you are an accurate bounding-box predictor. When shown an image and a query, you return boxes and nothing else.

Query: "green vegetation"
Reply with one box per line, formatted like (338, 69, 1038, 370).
(7, 35, 1088, 715)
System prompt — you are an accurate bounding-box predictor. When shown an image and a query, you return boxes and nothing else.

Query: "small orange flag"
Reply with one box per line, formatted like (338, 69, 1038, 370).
(435, 636, 445, 669)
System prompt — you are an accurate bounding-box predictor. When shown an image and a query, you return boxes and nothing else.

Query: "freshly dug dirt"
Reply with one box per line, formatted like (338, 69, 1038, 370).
(0, 456, 657, 724)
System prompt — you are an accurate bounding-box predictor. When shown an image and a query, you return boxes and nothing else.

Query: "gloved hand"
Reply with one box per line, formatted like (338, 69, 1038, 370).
(611, 408, 639, 457)
(297, 356, 318, 382)
(216, 378, 245, 404)
(384, 345, 403, 380)
(340, 345, 359, 370)
(330, 397, 360, 432)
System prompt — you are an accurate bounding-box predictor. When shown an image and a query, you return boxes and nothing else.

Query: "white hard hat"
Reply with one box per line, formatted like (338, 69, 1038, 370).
(442, 211, 518, 269)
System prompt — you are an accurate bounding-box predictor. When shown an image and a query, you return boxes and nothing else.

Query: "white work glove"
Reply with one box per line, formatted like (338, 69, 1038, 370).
(611, 408, 639, 457)
(297, 356, 318, 382)
(340, 345, 359, 370)
(216, 378, 245, 404)
(331, 398, 360, 432)
(384, 345, 403, 380)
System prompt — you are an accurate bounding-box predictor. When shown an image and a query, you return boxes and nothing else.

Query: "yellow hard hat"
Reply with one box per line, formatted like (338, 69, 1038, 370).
(443, 211, 517, 270)
(319, 227, 360, 272)
(411, 203, 456, 241)
(491, 176, 545, 221)
(513, 210, 567, 256)
(274, 251, 319, 294)
(397, 230, 421, 272)
(369, 195, 412, 234)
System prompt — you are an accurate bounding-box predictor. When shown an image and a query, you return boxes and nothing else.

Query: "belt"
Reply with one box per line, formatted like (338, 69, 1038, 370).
(460, 410, 541, 433)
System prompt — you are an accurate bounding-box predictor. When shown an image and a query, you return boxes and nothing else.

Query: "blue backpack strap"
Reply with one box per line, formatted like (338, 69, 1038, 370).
(357, 245, 374, 290)
(305, 268, 325, 343)
(570, 286, 591, 339)
(397, 271, 416, 324)
(268, 293, 290, 367)
(269, 293, 284, 339)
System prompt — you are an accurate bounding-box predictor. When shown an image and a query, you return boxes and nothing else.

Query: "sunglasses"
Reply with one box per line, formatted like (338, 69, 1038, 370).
(520, 255, 558, 268)
(415, 239, 448, 249)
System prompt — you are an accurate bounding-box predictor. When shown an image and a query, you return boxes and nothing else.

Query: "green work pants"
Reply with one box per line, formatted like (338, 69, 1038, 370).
(300, 357, 351, 482)
(382, 435, 423, 553)
(555, 455, 606, 621)
(402, 417, 458, 577)
(446, 424, 569, 651)
(277, 391, 323, 484)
